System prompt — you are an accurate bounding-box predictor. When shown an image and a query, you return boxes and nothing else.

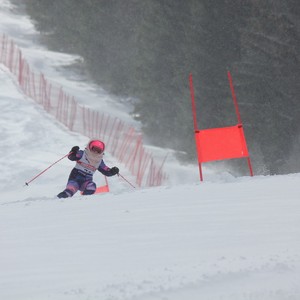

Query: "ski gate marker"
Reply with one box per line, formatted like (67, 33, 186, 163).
(189, 71, 253, 181)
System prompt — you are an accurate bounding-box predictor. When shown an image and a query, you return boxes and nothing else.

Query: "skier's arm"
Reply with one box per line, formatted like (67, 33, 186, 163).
(68, 146, 82, 161)
(98, 160, 119, 176)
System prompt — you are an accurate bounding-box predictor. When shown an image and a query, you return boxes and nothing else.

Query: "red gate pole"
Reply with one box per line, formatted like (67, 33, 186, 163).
(227, 71, 242, 124)
(189, 73, 203, 181)
(189, 73, 199, 131)
(247, 157, 254, 177)
(227, 71, 254, 176)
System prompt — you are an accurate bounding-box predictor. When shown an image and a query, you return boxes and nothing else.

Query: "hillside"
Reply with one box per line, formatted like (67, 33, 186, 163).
(1, 1, 300, 299)
(1, 66, 300, 299)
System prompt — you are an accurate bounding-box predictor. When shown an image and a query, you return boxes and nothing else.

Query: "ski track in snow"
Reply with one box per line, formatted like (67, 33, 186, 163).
(1, 176, 300, 300)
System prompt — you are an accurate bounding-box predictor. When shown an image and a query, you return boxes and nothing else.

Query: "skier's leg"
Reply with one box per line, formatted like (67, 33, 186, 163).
(57, 180, 80, 198)
(81, 181, 96, 195)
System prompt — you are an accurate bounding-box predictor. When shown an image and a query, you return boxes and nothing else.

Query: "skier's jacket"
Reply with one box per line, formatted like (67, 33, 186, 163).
(68, 149, 116, 178)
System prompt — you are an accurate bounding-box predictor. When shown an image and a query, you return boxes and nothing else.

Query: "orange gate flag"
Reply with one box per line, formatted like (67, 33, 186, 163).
(95, 176, 110, 194)
(195, 124, 249, 163)
(189, 72, 253, 181)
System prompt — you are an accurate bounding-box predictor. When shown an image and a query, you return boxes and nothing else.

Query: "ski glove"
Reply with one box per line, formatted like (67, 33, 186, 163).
(110, 167, 119, 175)
(71, 146, 79, 154)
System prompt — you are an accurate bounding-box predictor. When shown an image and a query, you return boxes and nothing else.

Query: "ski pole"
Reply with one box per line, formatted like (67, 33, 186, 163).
(118, 173, 136, 189)
(25, 153, 70, 186)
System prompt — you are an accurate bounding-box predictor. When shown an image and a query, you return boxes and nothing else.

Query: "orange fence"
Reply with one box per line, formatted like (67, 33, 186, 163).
(0, 33, 167, 187)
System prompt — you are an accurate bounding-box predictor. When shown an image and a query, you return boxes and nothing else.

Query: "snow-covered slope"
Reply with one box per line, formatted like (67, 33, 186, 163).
(1, 66, 300, 300)
(1, 1, 300, 299)
(1, 169, 300, 299)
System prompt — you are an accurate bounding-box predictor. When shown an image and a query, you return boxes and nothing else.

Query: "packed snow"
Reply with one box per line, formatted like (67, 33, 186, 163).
(1, 1, 300, 299)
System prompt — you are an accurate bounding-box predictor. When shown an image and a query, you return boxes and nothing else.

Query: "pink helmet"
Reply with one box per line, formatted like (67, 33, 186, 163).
(88, 140, 105, 153)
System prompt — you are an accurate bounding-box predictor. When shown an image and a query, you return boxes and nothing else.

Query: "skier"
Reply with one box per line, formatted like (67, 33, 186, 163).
(57, 139, 119, 198)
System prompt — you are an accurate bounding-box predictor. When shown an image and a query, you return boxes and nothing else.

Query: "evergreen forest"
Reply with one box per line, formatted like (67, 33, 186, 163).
(20, 0, 300, 175)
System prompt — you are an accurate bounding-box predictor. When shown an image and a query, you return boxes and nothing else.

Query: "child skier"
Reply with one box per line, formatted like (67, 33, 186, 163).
(57, 139, 119, 198)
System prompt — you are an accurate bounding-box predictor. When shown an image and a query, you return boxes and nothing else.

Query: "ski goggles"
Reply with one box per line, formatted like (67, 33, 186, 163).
(91, 147, 103, 154)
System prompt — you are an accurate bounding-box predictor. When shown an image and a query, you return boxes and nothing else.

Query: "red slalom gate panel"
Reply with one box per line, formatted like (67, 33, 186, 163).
(95, 176, 109, 194)
(195, 124, 249, 163)
(189, 72, 253, 181)
(95, 185, 109, 193)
